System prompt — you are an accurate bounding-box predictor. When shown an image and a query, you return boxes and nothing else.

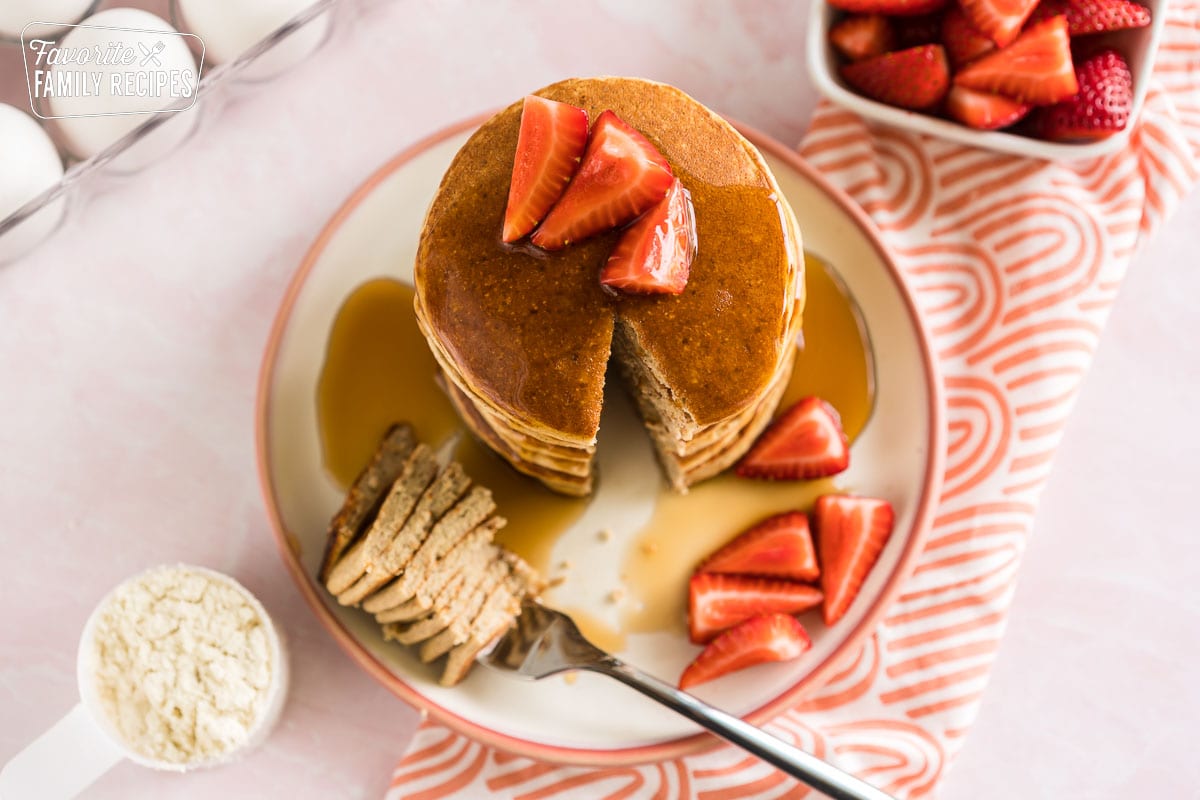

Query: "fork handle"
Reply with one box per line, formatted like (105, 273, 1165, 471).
(590, 659, 896, 800)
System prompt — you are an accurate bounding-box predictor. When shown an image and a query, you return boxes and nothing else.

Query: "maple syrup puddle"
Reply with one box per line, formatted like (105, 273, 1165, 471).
(316, 279, 459, 487)
(316, 278, 589, 573)
(316, 252, 873, 654)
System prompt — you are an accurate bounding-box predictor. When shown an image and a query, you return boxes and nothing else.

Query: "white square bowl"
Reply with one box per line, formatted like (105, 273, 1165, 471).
(806, 0, 1169, 160)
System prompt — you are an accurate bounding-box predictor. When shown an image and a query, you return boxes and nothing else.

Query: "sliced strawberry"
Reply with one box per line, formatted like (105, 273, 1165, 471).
(736, 397, 850, 481)
(829, 15, 895, 62)
(1028, 0, 1151, 35)
(697, 512, 820, 582)
(954, 16, 1079, 106)
(960, 0, 1039, 47)
(688, 574, 823, 644)
(826, 0, 947, 15)
(840, 45, 950, 112)
(502, 96, 589, 243)
(945, 85, 1032, 129)
(599, 178, 695, 296)
(1035, 50, 1133, 141)
(942, 7, 995, 68)
(679, 613, 811, 689)
(815, 495, 895, 626)
(530, 111, 673, 250)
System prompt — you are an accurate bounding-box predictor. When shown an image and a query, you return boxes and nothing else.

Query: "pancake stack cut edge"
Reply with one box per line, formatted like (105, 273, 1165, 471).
(320, 423, 544, 686)
(414, 77, 805, 496)
(613, 201, 805, 490)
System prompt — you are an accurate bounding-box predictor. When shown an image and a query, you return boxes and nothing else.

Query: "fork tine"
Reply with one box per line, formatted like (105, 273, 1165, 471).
(477, 599, 609, 679)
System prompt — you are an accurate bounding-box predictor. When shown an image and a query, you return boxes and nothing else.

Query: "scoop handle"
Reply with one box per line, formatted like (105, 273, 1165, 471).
(0, 704, 125, 800)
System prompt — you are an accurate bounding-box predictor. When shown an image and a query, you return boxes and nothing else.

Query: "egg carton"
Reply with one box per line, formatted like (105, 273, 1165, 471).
(0, 0, 359, 263)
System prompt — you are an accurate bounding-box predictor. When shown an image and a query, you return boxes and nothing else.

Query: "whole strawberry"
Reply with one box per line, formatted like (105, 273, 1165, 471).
(1028, 0, 1151, 35)
(1037, 50, 1134, 141)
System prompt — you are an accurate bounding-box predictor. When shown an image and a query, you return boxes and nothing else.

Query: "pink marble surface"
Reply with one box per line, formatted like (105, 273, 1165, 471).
(1, 1, 1197, 797)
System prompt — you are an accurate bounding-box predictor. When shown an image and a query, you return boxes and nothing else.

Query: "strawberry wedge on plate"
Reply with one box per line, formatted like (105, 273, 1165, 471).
(599, 178, 696, 295)
(679, 613, 812, 689)
(737, 396, 850, 480)
(531, 110, 673, 250)
(502, 96, 588, 243)
(697, 511, 820, 582)
(815, 495, 896, 625)
(688, 574, 823, 644)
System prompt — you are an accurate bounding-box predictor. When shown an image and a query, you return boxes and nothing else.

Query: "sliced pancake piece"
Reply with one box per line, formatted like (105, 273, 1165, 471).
(319, 424, 416, 582)
(365, 517, 501, 617)
(318, 425, 546, 685)
(367, 595, 423, 623)
(382, 572, 469, 645)
(371, 486, 497, 604)
(383, 563, 505, 647)
(440, 581, 523, 687)
(325, 443, 438, 596)
(434, 551, 542, 684)
(336, 461, 472, 605)
(417, 558, 510, 663)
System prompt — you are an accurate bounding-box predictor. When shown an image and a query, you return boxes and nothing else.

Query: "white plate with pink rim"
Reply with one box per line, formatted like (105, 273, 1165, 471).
(255, 112, 945, 765)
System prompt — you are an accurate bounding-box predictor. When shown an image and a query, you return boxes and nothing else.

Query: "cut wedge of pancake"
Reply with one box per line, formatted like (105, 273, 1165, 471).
(321, 426, 541, 686)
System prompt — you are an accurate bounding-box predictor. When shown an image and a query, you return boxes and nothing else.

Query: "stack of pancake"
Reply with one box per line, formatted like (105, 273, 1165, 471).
(320, 424, 543, 686)
(414, 78, 804, 495)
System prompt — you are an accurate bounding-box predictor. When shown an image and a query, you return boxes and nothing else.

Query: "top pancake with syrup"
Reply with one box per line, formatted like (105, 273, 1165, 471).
(414, 77, 802, 447)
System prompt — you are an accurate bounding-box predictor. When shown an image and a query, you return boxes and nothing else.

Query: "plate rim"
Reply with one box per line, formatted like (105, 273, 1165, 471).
(254, 112, 947, 766)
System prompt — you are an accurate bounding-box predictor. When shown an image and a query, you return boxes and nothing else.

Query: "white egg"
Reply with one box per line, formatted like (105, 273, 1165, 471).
(43, 8, 199, 165)
(0, 104, 65, 263)
(0, 0, 95, 40)
(174, 0, 328, 79)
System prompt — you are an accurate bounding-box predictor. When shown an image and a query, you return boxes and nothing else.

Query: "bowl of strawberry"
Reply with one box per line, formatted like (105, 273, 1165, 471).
(806, 0, 1168, 159)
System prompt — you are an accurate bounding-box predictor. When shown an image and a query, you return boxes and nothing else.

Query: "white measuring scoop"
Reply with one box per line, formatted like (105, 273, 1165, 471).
(0, 565, 289, 799)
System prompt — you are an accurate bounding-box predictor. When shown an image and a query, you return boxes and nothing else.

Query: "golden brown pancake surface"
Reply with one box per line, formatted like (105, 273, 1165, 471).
(415, 77, 793, 442)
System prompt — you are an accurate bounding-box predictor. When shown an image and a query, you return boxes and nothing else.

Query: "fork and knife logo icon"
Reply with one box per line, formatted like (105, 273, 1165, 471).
(137, 40, 165, 67)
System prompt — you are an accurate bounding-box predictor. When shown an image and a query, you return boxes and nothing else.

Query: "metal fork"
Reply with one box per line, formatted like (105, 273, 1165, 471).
(479, 600, 896, 800)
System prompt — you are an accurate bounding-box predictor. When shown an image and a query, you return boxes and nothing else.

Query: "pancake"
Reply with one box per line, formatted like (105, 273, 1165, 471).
(321, 427, 542, 686)
(415, 77, 803, 494)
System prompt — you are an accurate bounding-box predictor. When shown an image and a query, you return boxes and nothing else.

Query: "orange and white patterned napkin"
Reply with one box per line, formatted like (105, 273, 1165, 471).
(386, 6, 1199, 797)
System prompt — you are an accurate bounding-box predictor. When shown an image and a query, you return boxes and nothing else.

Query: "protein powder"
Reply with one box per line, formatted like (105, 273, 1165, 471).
(80, 565, 288, 769)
